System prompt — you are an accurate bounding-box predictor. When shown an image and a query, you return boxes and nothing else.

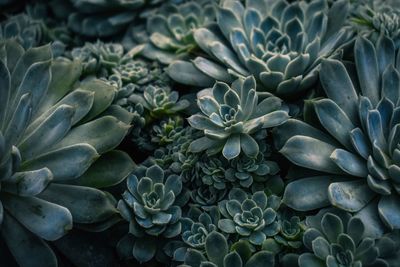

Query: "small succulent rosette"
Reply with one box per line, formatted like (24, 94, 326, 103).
(188, 76, 288, 160)
(117, 164, 189, 263)
(218, 189, 281, 246)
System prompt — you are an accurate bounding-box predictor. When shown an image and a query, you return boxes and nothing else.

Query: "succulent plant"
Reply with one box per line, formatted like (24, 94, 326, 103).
(117, 164, 189, 262)
(111, 55, 171, 92)
(24, 1, 80, 51)
(168, 0, 353, 98)
(299, 208, 392, 267)
(225, 144, 280, 189)
(218, 189, 281, 246)
(275, 215, 304, 249)
(6, 0, 400, 265)
(352, 2, 400, 47)
(190, 185, 228, 211)
(263, 211, 305, 259)
(130, 115, 186, 152)
(70, 41, 124, 76)
(188, 76, 288, 160)
(153, 124, 199, 171)
(0, 40, 134, 266)
(113, 58, 163, 85)
(142, 0, 217, 64)
(182, 207, 220, 249)
(150, 116, 185, 146)
(199, 156, 229, 190)
(128, 84, 190, 120)
(180, 231, 275, 267)
(172, 206, 221, 261)
(152, 134, 229, 213)
(0, 13, 44, 49)
(275, 35, 400, 237)
(112, 63, 165, 137)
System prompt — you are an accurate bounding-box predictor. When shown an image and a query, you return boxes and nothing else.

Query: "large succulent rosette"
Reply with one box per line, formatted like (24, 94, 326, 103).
(168, 0, 353, 99)
(0, 40, 134, 266)
(275, 35, 400, 237)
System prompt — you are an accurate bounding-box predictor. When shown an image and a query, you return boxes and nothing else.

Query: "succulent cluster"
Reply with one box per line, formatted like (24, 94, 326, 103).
(2, 0, 400, 267)
(168, 0, 353, 99)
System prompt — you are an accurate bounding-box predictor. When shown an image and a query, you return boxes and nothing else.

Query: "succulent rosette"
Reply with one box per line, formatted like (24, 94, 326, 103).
(180, 231, 275, 267)
(128, 84, 190, 120)
(352, 2, 400, 48)
(0, 40, 134, 266)
(4, 0, 400, 266)
(150, 116, 185, 146)
(168, 0, 353, 98)
(299, 208, 394, 267)
(117, 164, 189, 262)
(263, 211, 305, 255)
(0, 13, 43, 49)
(188, 76, 288, 160)
(70, 41, 124, 76)
(275, 35, 400, 236)
(142, 0, 217, 64)
(169, 206, 221, 262)
(218, 189, 281, 246)
(225, 145, 280, 189)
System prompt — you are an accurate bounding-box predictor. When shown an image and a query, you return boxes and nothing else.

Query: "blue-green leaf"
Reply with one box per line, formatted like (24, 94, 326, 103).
(22, 144, 99, 181)
(2, 195, 72, 241)
(355, 37, 379, 105)
(223, 134, 241, 160)
(320, 59, 358, 123)
(39, 184, 117, 224)
(206, 231, 228, 266)
(283, 176, 344, 211)
(328, 180, 374, 212)
(280, 136, 343, 174)
(378, 195, 400, 230)
(1, 213, 58, 267)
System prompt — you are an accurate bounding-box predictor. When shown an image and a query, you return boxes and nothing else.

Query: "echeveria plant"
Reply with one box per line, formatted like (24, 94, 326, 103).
(3, 0, 400, 266)
(142, 0, 217, 64)
(276, 35, 400, 236)
(218, 189, 281, 246)
(117, 164, 189, 262)
(300, 208, 392, 267)
(0, 40, 133, 266)
(168, 0, 353, 98)
(180, 231, 275, 267)
(188, 76, 288, 160)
